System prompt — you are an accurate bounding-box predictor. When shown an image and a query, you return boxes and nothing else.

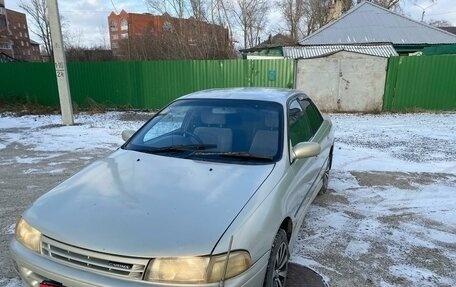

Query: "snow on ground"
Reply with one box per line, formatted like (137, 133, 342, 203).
(333, 113, 456, 173)
(0, 112, 146, 153)
(291, 113, 456, 287)
(1, 112, 455, 287)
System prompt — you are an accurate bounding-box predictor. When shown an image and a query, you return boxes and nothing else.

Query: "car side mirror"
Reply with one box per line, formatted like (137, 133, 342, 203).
(121, 130, 135, 142)
(292, 142, 321, 160)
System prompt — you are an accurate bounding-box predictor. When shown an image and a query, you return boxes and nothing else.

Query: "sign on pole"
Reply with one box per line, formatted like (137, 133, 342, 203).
(46, 0, 74, 125)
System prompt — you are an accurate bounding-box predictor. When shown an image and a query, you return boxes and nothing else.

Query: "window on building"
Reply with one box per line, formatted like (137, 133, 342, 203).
(0, 42, 11, 49)
(112, 34, 118, 40)
(110, 21, 118, 31)
(21, 41, 24, 46)
(163, 21, 173, 31)
(0, 7, 6, 15)
(26, 42, 29, 47)
(120, 19, 128, 30)
(0, 18, 6, 27)
(19, 32, 22, 37)
(121, 33, 128, 39)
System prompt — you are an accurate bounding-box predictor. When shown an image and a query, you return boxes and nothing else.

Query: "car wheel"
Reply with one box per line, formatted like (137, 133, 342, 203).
(264, 229, 289, 287)
(319, 148, 333, 194)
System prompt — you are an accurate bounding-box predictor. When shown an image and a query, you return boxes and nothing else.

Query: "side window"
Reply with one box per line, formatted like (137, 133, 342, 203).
(299, 99, 323, 136)
(288, 99, 312, 146)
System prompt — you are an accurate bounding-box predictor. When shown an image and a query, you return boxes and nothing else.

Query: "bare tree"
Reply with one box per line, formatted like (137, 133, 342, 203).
(147, 0, 231, 25)
(228, 0, 270, 49)
(19, 0, 52, 58)
(426, 19, 452, 27)
(303, 0, 332, 36)
(276, 0, 305, 42)
(119, 0, 234, 60)
(97, 25, 109, 49)
(147, 0, 188, 18)
(357, 0, 401, 10)
(275, 0, 353, 38)
(339, 0, 354, 13)
(190, 0, 206, 20)
(61, 19, 82, 50)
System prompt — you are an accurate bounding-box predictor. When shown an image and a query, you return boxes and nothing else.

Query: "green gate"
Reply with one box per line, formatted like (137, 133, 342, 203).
(384, 56, 456, 111)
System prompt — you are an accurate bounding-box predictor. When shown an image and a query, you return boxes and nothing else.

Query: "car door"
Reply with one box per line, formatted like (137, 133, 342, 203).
(283, 97, 320, 220)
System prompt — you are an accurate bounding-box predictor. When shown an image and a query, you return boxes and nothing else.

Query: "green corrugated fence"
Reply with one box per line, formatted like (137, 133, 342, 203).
(384, 55, 456, 111)
(0, 59, 295, 110)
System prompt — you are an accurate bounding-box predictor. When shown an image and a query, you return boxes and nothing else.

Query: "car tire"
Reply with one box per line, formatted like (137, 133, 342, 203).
(319, 148, 333, 194)
(263, 229, 289, 287)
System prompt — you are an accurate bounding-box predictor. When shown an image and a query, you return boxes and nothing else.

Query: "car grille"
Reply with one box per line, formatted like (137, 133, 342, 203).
(41, 236, 149, 280)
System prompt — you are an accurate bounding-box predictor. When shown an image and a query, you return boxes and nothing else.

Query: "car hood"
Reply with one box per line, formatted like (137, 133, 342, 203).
(24, 149, 274, 257)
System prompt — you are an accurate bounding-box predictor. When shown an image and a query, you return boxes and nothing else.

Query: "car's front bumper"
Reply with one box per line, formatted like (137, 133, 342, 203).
(10, 238, 269, 287)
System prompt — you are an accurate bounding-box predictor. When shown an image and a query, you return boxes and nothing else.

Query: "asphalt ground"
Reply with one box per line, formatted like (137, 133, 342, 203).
(287, 263, 327, 287)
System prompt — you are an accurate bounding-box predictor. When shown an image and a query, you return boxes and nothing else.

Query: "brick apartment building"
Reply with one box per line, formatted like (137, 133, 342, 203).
(0, 0, 12, 58)
(108, 10, 232, 60)
(0, 0, 41, 62)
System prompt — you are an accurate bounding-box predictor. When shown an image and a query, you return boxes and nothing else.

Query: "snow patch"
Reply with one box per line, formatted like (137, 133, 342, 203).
(343, 240, 370, 259)
(389, 265, 451, 286)
(2, 224, 15, 235)
(0, 112, 145, 153)
(0, 277, 23, 287)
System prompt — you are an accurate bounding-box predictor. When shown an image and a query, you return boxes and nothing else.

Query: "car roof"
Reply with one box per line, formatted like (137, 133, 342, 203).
(179, 88, 307, 105)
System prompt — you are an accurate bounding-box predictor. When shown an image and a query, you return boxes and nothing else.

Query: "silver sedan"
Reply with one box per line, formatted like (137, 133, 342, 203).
(11, 88, 334, 287)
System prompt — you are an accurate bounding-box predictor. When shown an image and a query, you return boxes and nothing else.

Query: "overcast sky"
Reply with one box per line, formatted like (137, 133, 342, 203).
(4, 0, 456, 48)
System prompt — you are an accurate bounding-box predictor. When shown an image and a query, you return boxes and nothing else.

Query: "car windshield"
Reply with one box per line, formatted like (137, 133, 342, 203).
(124, 99, 283, 164)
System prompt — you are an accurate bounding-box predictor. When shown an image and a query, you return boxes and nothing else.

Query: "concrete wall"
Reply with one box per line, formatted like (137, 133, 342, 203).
(295, 51, 388, 112)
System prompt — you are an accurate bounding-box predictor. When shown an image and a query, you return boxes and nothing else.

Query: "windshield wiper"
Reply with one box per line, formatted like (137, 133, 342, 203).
(142, 144, 217, 153)
(192, 151, 274, 161)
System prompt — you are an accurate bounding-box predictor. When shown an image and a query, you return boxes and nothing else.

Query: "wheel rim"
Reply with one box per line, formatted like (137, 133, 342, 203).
(272, 242, 289, 287)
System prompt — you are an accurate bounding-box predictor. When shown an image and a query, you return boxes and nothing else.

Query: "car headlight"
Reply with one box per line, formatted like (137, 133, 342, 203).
(15, 218, 41, 253)
(144, 251, 252, 284)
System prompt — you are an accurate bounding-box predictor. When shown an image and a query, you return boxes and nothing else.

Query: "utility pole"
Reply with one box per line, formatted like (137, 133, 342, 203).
(46, 0, 74, 125)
